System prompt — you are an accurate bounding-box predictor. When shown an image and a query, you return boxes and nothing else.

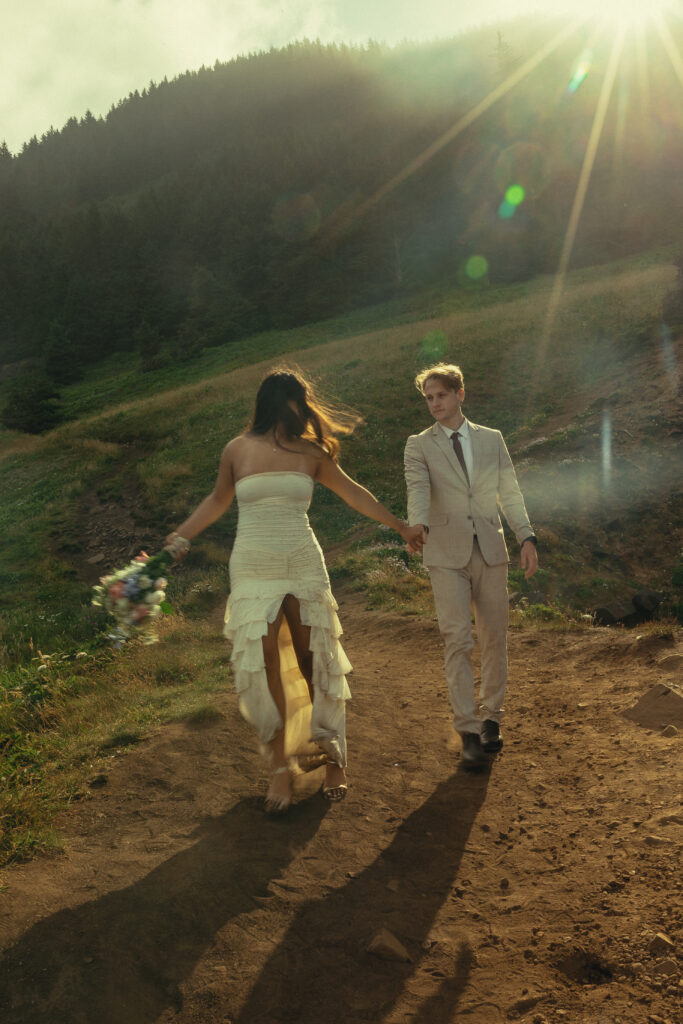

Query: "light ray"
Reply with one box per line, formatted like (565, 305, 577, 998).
(601, 408, 612, 491)
(537, 28, 626, 366)
(634, 20, 651, 114)
(316, 17, 588, 252)
(653, 10, 683, 88)
(611, 61, 629, 179)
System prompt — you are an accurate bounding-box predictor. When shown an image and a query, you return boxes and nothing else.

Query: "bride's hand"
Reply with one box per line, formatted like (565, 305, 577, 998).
(164, 532, 191, 561)
(401, 523, 427, 553)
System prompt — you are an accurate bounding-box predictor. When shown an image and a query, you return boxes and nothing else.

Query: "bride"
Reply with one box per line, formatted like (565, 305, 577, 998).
(166, 368, 424, 812)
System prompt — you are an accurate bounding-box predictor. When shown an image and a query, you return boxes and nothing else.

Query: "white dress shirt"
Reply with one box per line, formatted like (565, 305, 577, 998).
(440, 420, 475, 534)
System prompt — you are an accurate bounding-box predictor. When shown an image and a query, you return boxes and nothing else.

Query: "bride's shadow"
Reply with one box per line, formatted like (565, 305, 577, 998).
(0, 766, 489, 1024)
(0, 796, 328, 1024)
(236, 765, 490, 1024)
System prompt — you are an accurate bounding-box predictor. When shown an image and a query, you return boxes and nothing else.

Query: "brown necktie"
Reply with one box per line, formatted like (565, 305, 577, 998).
(451, 431, 470, 484)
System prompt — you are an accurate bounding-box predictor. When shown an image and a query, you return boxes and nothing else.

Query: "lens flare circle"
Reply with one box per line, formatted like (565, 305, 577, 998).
(420, 330, 448, 362)
(465, 255, 489, 280)
(494, 142, 550, 201)
(505, 185, 526, 206)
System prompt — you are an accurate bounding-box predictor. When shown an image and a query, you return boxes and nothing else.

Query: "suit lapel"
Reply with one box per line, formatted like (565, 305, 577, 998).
(430, 422, 469, 485)
(468, 420, 481, 485)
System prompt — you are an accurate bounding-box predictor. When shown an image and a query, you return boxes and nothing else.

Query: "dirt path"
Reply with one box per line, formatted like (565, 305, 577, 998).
(0, 591, 681, 1024)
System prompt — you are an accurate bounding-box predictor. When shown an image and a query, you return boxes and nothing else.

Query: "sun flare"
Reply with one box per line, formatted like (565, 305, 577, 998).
(547, 0, 682, 29)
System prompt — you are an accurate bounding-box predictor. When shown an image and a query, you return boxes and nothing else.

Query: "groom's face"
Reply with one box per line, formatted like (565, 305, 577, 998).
(423, 378, 465, 425)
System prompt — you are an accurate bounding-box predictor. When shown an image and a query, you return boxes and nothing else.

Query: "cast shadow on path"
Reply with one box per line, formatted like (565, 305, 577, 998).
(0, 795, 328, 1024)
(236, 764, 490, 1024)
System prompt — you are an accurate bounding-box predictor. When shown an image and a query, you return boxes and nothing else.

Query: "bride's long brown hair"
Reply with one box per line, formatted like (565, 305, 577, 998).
(248, 368, 360, 462)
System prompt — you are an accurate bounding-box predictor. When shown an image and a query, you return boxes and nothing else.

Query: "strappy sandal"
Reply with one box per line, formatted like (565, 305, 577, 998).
(322, 763, 348, 803)
(322, 783, 348, 803)
(265, 766, 292, 814)
(295, 751, 330, 774)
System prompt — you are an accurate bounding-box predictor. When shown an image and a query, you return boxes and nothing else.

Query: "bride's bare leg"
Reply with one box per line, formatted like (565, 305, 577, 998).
(262, 608, 291, 810)
(282, 594, 347, 798)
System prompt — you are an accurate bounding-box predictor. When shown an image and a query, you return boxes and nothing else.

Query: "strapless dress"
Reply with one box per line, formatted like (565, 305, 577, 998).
(224, 471, 352, 766)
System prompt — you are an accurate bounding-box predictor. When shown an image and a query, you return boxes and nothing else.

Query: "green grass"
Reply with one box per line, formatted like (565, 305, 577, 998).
(329, 527, 434, 615)
(0, 248, 680, 862)
(0, 616, 230, 864)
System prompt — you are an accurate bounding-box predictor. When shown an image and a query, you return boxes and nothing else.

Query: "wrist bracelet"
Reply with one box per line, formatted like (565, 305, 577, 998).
(167, 533, 191, 557)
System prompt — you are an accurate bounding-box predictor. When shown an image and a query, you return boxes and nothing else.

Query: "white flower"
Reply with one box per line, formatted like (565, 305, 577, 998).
(145, 590, 165, 605)
(138, 575, 152, 588)
(116, 598, 130, 611)
(154, 577, 167, 588)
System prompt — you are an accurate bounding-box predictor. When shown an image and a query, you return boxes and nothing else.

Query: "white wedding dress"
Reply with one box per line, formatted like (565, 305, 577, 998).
(224, 471, 352, 766)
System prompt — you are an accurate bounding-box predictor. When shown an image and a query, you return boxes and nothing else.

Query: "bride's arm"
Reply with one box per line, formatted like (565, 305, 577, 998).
(316, 456, 425, 547)
(167, 444, 236, 544)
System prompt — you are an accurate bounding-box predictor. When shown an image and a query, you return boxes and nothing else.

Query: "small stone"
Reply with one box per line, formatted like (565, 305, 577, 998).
(661, 725, 679, 737)
(367, 928, 411, 962)
(652, 958, 678, 977)
(644, 835, 669, 846)
(649, 932, 675, 956)
(87, 774, 108, 787)
(509, 992, 542, 1013)
(500, 877, 510, 890)
(658, 654, 683, 671)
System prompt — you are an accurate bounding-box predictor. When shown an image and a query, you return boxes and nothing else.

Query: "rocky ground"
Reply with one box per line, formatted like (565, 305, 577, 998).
(0, 589, 681, 1024)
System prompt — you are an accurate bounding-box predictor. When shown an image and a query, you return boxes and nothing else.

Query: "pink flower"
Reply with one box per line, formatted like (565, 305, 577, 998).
(134, 551, 150, 563)
(108, 581, 125, 600)
(130, 604, 150, 623)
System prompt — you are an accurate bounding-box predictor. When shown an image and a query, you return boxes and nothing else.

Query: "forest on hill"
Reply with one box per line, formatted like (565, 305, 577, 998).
(0, 15, 682, 408)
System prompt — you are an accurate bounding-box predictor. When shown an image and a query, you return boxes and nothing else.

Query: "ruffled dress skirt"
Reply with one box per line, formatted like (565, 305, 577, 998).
(223, 472, 352, 767)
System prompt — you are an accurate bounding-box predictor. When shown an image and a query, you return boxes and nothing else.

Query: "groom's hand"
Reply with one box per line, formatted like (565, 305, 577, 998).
(405, 525, 428, 554)
(521, 539, 538, 579)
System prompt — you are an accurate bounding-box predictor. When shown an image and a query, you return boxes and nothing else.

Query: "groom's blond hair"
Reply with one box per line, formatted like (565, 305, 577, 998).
(414, 363, 464, 394)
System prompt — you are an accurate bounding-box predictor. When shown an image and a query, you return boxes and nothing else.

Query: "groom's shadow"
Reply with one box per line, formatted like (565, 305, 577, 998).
(0, 766, 489, 1024)
(0, 796, 328, 1024)
(236, 764, 490, 1024)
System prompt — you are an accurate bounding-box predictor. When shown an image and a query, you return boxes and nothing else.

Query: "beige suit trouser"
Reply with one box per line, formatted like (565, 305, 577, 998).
(428, 539, 509, 736)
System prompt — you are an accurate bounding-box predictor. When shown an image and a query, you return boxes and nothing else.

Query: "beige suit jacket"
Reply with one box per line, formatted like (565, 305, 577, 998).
(404, 420, 534, 569)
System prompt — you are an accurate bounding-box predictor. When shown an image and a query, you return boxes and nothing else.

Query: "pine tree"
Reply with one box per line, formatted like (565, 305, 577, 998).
(135, 319, 166, 371)
(43, 320, 84, 384)
(1, 376, 62, 433)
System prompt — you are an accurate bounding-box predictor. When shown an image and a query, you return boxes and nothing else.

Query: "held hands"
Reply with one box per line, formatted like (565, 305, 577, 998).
(521, 539, 539, 580)
(401, 523, 428, 554)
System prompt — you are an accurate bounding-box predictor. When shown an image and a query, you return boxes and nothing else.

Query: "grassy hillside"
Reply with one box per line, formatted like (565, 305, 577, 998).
(1, 252, 681, 861)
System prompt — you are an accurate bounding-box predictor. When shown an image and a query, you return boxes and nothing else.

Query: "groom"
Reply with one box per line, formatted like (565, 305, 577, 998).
(404, 363, 538, 767)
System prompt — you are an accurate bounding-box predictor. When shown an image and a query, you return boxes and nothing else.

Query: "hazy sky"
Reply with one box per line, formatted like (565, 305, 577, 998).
(3, 0, 681, 153)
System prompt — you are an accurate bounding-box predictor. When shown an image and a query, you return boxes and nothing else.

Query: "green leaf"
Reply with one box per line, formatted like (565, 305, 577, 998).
(160, 601, 173, 615)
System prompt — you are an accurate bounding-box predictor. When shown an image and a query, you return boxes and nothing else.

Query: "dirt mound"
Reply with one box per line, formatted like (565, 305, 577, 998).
(622, 682, 683, 731)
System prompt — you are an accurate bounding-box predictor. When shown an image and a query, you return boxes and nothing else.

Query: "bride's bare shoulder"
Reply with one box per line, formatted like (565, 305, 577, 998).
(219, 435, 250, 466)
(224, 434, 251, 453)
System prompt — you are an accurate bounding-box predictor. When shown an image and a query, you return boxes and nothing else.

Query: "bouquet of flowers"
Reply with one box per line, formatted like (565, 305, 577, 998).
(92, 549, 174, 646)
